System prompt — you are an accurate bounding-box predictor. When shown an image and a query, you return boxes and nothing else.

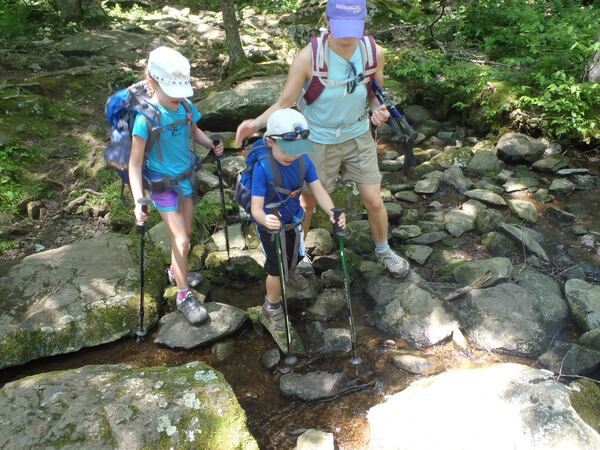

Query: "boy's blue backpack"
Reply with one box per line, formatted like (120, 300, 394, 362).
(235, 139, 307, 218)
(103, 80, 195, 198)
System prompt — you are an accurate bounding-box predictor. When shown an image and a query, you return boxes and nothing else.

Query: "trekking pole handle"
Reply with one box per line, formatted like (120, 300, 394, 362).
(268, 207, 283, 234)
(331, 207, 347, 237)
(371, 80, 416, 143)
(136, 198, 151, 227)
(211, 134, 223, 158)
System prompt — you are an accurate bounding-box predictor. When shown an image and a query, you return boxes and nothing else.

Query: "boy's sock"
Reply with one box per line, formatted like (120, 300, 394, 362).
(266, 298, 281, 309)
(177, 288, 190, 305)
(375, 241, 390, 254)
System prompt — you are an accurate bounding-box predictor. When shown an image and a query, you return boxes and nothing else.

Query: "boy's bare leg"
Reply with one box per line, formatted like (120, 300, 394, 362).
(265, 274, 281, 303)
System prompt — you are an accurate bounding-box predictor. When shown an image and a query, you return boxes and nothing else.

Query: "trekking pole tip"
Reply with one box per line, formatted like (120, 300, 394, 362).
(135, 328, 147, 342)
(285, 354, 298, 366)
(350, 354, 361, 365)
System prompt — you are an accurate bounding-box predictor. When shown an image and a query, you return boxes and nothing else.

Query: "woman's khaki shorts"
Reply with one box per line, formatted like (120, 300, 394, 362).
(305, 131, 382, 193)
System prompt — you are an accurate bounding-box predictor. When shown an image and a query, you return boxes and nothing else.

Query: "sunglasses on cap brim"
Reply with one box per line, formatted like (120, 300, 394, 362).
(268, 128, 310, 141)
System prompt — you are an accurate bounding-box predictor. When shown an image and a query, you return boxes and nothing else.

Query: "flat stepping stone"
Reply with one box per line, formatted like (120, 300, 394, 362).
(407, 231, 447, 245)
(499, 223, 549, 262)
(395, 191, 419, 203)
(155, 302, 246, 349)
(402, 245, 433, 265)
(391, 225, 422, 239)
(414, 178, 439, 194)
(557, 168, 588, 176)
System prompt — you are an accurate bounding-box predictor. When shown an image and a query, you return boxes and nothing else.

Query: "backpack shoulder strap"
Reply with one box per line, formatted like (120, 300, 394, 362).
(303, 33, 329, 105)
(297, 155, 307, 186)
(359, 35, 378, 97)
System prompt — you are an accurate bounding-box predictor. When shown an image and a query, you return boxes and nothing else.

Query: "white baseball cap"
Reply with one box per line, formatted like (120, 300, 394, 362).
(148, 46, 193, 98)
(265, 108, 313, 155)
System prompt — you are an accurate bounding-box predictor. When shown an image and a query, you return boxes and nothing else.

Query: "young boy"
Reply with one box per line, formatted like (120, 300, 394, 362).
(250, 108, 346, 331)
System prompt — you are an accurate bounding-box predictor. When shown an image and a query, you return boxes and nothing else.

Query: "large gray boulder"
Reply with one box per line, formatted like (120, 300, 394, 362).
(0, 234, 164, 370)
(496, 132, 546, 163)
(197, 76, 287, 130)
(455, 283, 555, 356)
(366, 272, 459, 347)
(367, 363, 600, 450)
(565, 279, 600, 331)
(0, 362, 258, 449)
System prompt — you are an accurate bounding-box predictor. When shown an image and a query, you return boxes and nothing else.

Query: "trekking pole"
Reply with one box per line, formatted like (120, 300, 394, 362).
(271, 208, 297, 366)
(213, 134, 232, 272)
(371, 79, 417, 176)
(331, 207, 361, 365)
(136, 198, 151, 342)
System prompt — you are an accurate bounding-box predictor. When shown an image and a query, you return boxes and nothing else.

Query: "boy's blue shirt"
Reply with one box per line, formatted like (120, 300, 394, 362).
(250, 142, 318, 224)
(132, 99, 201, 178)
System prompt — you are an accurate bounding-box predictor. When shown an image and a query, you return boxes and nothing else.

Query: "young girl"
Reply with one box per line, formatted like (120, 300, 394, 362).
(129, 46, 223, 325)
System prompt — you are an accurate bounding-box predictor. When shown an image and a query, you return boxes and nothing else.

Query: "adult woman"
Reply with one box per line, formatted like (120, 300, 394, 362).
(236, 0, 409, 277)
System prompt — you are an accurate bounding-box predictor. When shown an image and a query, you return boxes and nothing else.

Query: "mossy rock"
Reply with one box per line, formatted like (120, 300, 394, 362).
(570, 379, 600, 434)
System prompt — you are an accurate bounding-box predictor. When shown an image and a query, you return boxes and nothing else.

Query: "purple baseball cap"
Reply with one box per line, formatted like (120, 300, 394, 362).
(326, 0, 366, 38)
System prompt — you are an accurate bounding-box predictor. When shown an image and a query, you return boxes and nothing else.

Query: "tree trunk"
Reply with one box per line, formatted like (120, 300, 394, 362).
(585, 29, 600, 83)
(220, 0, 249, 70)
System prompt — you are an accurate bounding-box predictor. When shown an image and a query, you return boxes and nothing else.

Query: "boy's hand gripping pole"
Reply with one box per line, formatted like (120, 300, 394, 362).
(213, 134, 232, 272)
(331, 207, 361, 365)
(136, 198, 151, 342)
(371, 79, 417, 177)
(270, 208, 297, 366)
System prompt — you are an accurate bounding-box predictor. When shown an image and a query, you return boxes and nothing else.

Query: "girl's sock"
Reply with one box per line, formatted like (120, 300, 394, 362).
(177, 288, 190, 305)
(375, 241, 389, 254)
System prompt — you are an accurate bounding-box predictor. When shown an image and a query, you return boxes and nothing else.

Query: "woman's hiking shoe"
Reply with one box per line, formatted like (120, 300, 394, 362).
(296, 254, 314, 274)
(288, 270, 309, 291)
(376, 248, 410, 278)
(261, 300, 286, 331)
(167, 268, 203, 288)
(177, 291, 209, 325)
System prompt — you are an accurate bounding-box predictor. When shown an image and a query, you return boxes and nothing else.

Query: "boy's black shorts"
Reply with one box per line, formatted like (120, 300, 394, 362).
(258, 226, 301, 276)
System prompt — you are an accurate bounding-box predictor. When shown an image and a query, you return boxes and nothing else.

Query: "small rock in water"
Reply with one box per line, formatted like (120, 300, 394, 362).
(261, 348, 281, 370)
(280, 371, 343, 401)
(295, 429, 335, 450)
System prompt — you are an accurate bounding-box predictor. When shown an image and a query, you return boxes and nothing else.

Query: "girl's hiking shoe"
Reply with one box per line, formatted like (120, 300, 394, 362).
(261, 300, 286, 331)
(178, 291, 209, 325)
(376, 248, 410, 278)
(167, 268, 203, 288)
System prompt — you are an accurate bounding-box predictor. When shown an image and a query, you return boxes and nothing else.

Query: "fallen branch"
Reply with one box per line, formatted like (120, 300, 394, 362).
(443, 271, 493, 302)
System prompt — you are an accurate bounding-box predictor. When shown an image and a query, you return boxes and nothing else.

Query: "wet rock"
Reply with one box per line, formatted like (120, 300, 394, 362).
(305, 228, 333, 256)
(464, 189, 506, 206)
(367, 363, 600, 450)
(306, 289, 346, 321)
(414, 178, 439, 194)
(155, 303, 246, 349)
(466, 149, 503, 176)
(296, 429, 335, 450)
(444, 209, 475, 237)
(532, 154, 570, 172)
(538, 342, 600, 376)
(401, 245, 433, 265)
(205, 250, 265, 280)
(547, 207, 575, 224)
(318, 328, 352, 354)
(391, 352, 442, 375)
(507, 199, 538, 223)
(0, 361, 257, 449)
(212, 223, 246, 251)
(261, 348, 281, 370)
(453, 257, 512, 287)
(549, 178, 575, 194)
(0, 234, 164, 370)
(557, 168, 588, 176)
(580, 329, 600, 351)
(320, 269, 344, 288)
(211, 339, 235, 362)
(391, 225, 422, 239)
(496, 132, 546, 163)
(565, 279, 600, 331)
(455, 283, 555, 356)
(498, 223, 549, 262)
(280, 371, 343, 401)
(366, 273, 458, 347)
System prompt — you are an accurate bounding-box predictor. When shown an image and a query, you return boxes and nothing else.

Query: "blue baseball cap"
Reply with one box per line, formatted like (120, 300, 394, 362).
(326, 0, 366, 39)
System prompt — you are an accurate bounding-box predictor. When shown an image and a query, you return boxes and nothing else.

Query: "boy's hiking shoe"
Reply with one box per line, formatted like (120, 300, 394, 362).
(167, 268, 203, 288)
(178, 291, 209, 325)
(262, 300, 286, 331)
(288, 270, 308, 291)
(376, 248, 410, 278)
(296, 254, 314, 274)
